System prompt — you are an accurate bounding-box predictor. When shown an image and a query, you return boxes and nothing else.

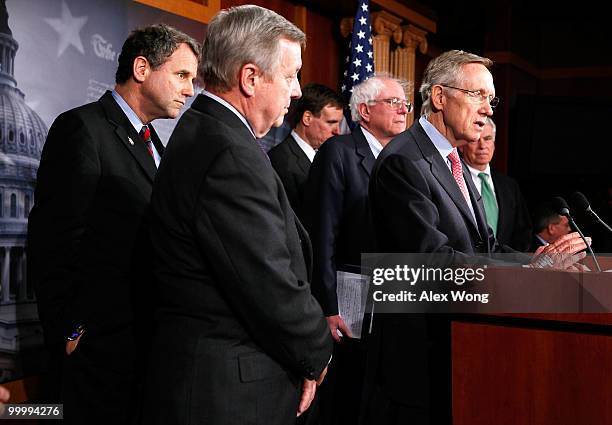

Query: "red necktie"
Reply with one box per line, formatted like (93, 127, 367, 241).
(447, 149, 470, 204)
(140, 125, 154, 157)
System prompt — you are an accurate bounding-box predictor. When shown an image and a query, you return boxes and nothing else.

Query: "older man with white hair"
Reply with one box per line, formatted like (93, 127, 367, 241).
(303, 74, 410, 424)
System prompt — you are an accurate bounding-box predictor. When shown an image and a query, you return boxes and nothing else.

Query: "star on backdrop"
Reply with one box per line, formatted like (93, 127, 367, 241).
(44, 0, 88, 57)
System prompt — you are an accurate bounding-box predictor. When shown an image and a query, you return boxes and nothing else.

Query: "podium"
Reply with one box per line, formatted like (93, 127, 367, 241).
(452, 258, 612, 424)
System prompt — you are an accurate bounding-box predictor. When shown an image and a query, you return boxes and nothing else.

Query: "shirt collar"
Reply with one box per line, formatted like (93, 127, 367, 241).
(359, 125, 384, 159)
(202, 90, 256, 139)
(419, 115, 454, 160)
(465, 163, 491, 181)
(111, 90, 144, 133)
(291, 130, 316, 163)
(535, 234, 550, 246)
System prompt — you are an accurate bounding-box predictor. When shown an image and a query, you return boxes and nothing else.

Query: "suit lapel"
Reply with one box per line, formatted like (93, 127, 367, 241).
(353, 127, 376, 177)
(286, 136, 310, 176)
(99, 91, 157, 182)
(412, 123, 480, 235)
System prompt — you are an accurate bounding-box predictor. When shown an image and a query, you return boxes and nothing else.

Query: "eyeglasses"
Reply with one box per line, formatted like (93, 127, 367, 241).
(369, 97, 413, 112)
(440, 85, 499, 108)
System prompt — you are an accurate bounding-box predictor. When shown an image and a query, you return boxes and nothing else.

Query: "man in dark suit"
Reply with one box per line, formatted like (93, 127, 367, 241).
(140, 6, 332, 425)
(368, 50, 589, 424)
(304, 75, 410, 336)
(27, 25, 199, 424)
(268, 83, 344, 220)
(303, 75, 411, 424)
(459, 117, 532, 251)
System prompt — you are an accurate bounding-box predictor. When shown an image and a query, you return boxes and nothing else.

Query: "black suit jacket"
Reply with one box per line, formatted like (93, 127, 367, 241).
(268, 134, 311, 220)
(370, 120, 498, 258)
(303, 126, 375, 316)
(368, 121, 524, 418)
(491, 171, 532, 252)
(28, 90, 162, 346)
(27, 91, 162, 421)
(141, 94, 332, 425)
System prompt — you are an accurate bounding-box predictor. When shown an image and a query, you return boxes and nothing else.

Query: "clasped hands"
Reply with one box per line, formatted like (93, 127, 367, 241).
(530, 232, 592, 271)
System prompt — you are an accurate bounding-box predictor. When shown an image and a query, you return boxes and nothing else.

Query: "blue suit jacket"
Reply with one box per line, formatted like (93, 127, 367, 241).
(303, 126, 376, 316)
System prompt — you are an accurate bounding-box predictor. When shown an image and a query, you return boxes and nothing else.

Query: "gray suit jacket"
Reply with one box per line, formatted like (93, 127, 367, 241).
(141, 94, 332, 425)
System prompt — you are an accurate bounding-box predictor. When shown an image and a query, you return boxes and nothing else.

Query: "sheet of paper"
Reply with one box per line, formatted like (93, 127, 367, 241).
(336, 271, 370, 339)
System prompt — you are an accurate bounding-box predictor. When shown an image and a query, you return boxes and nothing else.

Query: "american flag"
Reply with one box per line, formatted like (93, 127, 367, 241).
(340, 0, 374, 124)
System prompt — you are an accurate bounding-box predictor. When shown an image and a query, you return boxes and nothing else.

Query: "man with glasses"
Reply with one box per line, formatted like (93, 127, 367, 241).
(367, 50, 589, 424)
(303, 74, 410, 424)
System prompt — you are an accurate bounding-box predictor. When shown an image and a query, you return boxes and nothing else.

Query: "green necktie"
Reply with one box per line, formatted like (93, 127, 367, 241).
(478, 172, 498, 235)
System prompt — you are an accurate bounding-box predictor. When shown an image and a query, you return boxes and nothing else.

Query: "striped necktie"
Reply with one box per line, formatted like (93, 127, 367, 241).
(139, 125, 154, 157)
(447, 149, 470, 205)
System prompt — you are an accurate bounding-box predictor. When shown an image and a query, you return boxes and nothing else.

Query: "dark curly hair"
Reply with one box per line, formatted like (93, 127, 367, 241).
(115, 24, 200, 84)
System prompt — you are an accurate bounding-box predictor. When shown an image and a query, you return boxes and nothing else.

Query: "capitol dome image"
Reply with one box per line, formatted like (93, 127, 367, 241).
(0, 0, 46, 382)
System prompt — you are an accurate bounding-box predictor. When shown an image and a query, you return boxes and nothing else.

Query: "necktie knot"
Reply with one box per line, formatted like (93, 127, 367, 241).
(140, 125, 153, 157)
(447, 149, 461, 166)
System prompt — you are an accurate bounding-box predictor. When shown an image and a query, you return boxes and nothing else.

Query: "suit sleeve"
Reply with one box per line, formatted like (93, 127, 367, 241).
(27, 111, 101, 346)
(373, 154, 451, 253)
(304, 143, 344, 316)
(193, 144, 332, 380)
(370, 153, 490, 265)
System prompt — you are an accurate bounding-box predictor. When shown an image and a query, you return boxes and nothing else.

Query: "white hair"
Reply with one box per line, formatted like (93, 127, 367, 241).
(349, 73, 409, 122)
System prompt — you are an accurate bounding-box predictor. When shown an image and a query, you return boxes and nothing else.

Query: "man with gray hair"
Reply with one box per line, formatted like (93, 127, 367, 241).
(303, 74, 410, 424)
(140, 5, 332, 425)
(459, 117, 532, 251)
(368, 50, 589, 424)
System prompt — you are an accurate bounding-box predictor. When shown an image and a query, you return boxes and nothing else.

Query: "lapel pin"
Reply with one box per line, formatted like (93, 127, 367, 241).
(128, 137, 134, 146)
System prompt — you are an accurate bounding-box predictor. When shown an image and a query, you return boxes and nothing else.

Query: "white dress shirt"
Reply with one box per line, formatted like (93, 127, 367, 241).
(291, 130, 316, 163)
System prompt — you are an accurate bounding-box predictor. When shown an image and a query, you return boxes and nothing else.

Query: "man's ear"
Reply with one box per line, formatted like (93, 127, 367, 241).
(357, 103, 370, 124)
(431, 85, 446, 111)
(133, 56, 148, 83)
(239, 63, 259, 97)
(302, 111, 313, 127)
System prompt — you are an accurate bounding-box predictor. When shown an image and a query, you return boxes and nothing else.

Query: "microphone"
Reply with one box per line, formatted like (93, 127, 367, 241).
(552, 196, 601, 272)
(570, 191, 612, 234)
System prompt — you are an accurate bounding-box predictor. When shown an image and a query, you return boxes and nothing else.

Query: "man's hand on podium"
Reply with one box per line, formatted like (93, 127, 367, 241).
(530, 232, 591, 270)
